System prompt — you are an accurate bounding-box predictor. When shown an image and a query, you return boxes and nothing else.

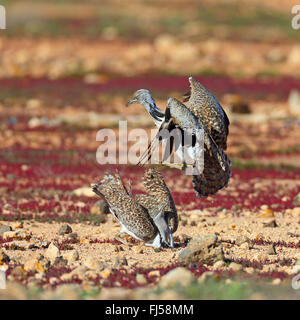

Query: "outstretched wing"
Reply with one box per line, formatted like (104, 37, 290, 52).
(183, 77, 229, 150)
(139, 97, 228, 171)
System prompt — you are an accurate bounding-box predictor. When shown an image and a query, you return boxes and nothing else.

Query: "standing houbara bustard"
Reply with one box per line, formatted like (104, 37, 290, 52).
(126, 76, 231, 197)
(92, 168, 177, 248)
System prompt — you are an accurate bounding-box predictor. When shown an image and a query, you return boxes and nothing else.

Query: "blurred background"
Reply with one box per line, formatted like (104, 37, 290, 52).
(1, 0, 300, 158)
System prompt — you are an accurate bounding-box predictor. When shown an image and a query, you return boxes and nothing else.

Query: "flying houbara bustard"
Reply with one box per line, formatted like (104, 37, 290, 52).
(92, 168, 177, 248)
(126, 76, 231, 197)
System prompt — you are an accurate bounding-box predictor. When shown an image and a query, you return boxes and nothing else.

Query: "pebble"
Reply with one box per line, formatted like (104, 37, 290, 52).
(45, 242, 60, 261)
(245, 267, 255, 274)
(293, 193, 300, 206)
(0, 225, 12, 237)
(213, 260, 226, 269)
(235, 235, 249, 246)
(23, 259, 37, 272)
(240, 242, 249, 250)
(68, 233, 78, 240)
(178, 234, 224, 265)
(266, 244, 277, 255)
(136, 274, 147, 285)
(84, 257, 105, 271)
(148, 270, 160, 277)
(228, 262, 243, 272)
(58, 224, 73, 235)
(160, 267, 195, 289)
(63, 250, 79, 263)
(272, 278, 281, 285)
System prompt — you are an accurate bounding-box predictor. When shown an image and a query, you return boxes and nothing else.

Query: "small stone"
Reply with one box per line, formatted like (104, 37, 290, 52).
(260, 204, 269, 210)
(63, 250, 79, 263)
(240, 242, 249, 250)
(23, 259, 36, 272)
(272, 278, 281, 285)
(45, 242, 60, 261)
(263, 220, 278, 228)
(178, 234, 224, 265)
(160, 267, 195, 289)
(293, 193, 300, 206)
(84, 257, 105, 271)
(266, 244, 277, 255)
(0, 225, 12, 237)
(58, 224, 72, 235)
(91, 199, 110, 215)
(245, 267, 255, 274)
(68, 233, 78, 240)
(148, 270, 160, 277)
(213, 260, 226, 269)
(290, 207, 300, 216)
(229, 262, 243, 272)
(136, 274, 147, 285)
(197, 271, 215, 283)
(288, 90, 300, 117)
(235, 235, 249, 246)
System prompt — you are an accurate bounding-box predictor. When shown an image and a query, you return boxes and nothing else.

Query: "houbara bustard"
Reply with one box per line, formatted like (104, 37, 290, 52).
(92, 168, 177, 248)
(126, 77, 231, 197)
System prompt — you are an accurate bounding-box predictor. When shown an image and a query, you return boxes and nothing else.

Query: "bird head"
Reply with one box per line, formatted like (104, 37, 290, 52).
(126, 89, 151, 107)
(126, 89, 164, 126)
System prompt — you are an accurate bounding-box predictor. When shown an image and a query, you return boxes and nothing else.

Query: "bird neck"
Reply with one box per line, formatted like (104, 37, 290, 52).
(141, 99, 164, 128)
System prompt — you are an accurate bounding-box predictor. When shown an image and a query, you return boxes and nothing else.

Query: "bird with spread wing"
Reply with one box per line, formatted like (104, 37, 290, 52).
(126, 76, 231, 197)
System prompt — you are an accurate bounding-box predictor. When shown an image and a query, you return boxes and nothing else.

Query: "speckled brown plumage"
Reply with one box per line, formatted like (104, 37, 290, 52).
(147, 97, 231, 197)
(126, 77, 231, 197)
(192, 147, 231, 197)
(135, 168, 178, 233)
(92, 172, 157, 243)
(183, 77, 230, 150)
